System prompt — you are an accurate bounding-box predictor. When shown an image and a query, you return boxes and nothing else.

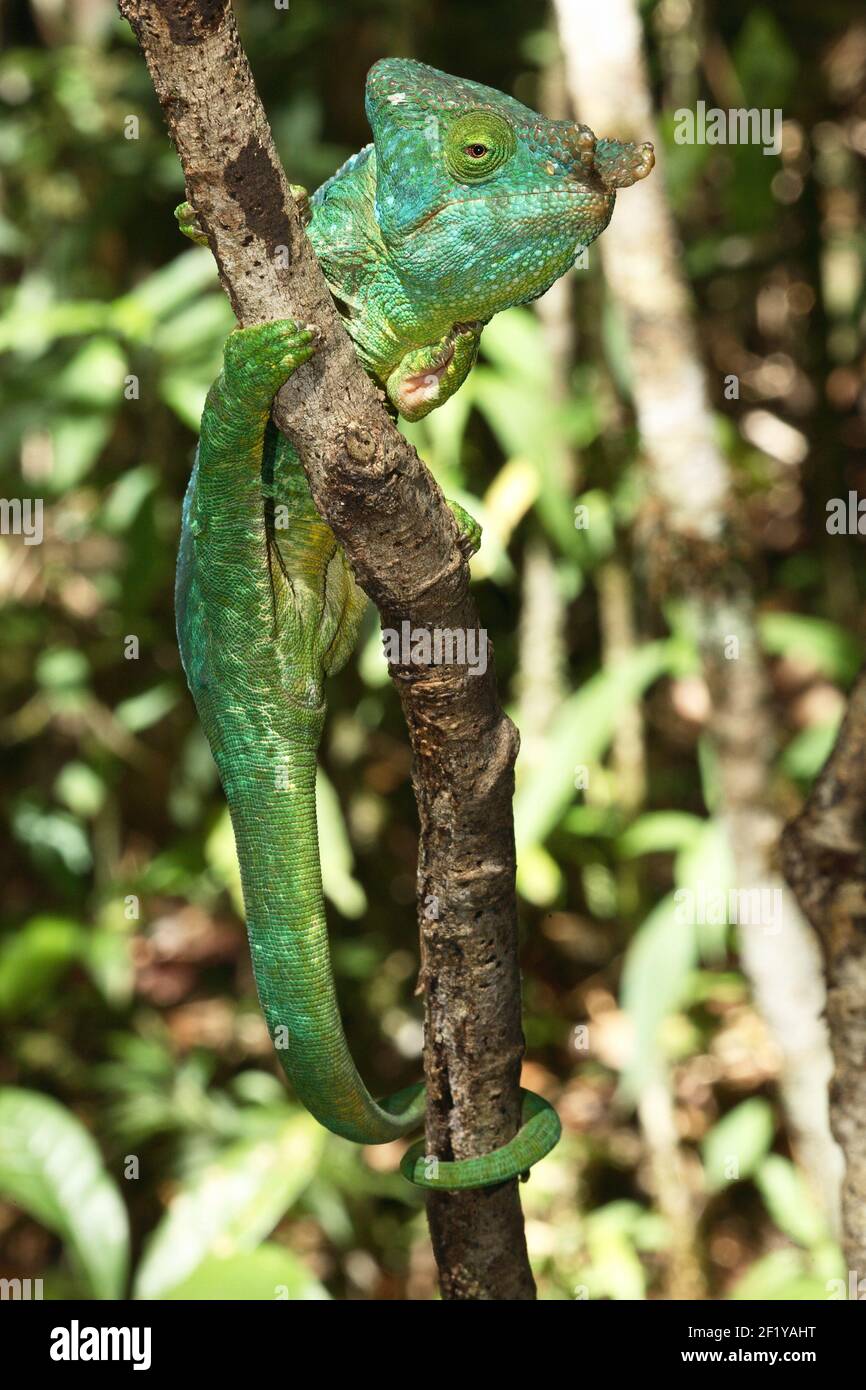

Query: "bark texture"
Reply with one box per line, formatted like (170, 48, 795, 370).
(554, 0, 842, 1228)
(120, 0, 533, 1298)
(781, 668, 866, 1272)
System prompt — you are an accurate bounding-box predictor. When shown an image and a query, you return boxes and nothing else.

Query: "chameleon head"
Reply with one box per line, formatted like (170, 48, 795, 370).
(365, 58, 654, 323)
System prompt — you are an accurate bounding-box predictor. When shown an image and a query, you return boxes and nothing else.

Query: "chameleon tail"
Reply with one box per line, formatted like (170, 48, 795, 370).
(178, 319, 560, 1189)
(226, 740, 428, 1146)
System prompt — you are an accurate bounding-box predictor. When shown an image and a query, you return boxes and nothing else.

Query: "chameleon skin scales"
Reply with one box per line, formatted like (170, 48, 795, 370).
(175, 60, 653, 1189)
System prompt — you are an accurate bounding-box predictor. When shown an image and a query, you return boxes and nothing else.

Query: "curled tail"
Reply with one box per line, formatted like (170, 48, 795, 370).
(177, 320, 559, 1188)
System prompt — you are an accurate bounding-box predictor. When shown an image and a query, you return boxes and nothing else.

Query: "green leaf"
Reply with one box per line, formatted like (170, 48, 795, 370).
(781, 721, 841, 783)
(583, 1203, 648, 1300)
(152, 294, 233, 361)
(316, 769, 367, 918)
(101, 465, 159, 534)
(0, 916, 85, 1017)
(12, 801, 92, 875)
(134, 1113, 324, 1299)
(0, 1088, 129, 1299)
(159, 369, 211, 430)
(518, 843, 563, 905)
(400, 381, 473, 484)
(54, 761, 105, 818)
(756, 1155, 828, 1249)
(159, 1244, 329, 1301)
(758, 612, 862, 684)
(54, 337, 127, 408)
(35, 647, 89, 691)
(479, 306, 551, 389)
(674, 819, 735, 962)
(114, 683, 178, 732)
(514, 640, 676, 871)
(115, 248, 218, 327)
(205, 808, 244, 916)
(619, 893, 697, 1096)
(728, 1249, 826, 1301)
(702, 1099, 775, 1191)
(617, 811, 705, 859)
(50, 413, 115, 489)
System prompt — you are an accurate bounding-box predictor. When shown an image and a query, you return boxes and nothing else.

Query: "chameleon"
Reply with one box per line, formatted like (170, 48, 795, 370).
(175, 58, 653, 1189)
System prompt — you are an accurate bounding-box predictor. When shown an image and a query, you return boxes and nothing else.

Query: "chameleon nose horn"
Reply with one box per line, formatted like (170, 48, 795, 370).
(592, 137, 655, 189)
(562, 123, 654, 189)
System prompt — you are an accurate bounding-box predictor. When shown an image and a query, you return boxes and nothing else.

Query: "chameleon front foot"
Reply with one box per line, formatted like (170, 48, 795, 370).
(386, 321, 482, 421)
(222, 318, 321, 410)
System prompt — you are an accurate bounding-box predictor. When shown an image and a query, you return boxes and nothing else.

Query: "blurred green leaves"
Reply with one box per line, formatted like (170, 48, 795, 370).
(515, 639, 679, 903)
(0, 2, 857, 1303)
(134, 1111, 325, 1299)
(0, 1087, 129, 1299)
(702, 1099, 775, 1191)
(0, 916, 87, 1018)
(159, 1245, 328, 1301)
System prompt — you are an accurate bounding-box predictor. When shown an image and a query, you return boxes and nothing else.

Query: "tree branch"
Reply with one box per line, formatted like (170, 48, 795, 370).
(119, 0, 534, 1298)
(781, 666, 866, 1272)
(553, 0, 842, 1238)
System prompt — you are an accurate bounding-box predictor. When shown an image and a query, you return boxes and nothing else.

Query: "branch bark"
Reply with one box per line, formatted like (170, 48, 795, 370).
(553, 0, 842, 1231)
(119, 0, 534, 1298)
(781, 666, 866, 1273)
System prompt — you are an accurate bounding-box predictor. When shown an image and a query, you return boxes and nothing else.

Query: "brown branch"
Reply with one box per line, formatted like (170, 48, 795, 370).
(554, 0, 842, 1235)
(118, 0, 534, 1299)
(781, 667, 866, 1273)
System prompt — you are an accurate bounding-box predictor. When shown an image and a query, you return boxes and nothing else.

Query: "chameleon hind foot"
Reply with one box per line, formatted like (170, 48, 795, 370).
(446, 498, 482, 558)
(289, 184, 312, 227)
(175, 200, 209, 246)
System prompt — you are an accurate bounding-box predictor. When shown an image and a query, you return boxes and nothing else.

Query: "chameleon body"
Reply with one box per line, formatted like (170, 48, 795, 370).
(176, 60, 652, 1188)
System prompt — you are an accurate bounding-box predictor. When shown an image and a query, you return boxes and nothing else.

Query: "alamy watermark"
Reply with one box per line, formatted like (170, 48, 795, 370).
(50, 1320, 151, 1371)
(826, 493, 866, 535)
(0, 497, 42, 545)
(674, 102, 782, 157)
(674, 884, 782, 934)
(382, 620, 488, 677)
(0, 1277, 43, 1299)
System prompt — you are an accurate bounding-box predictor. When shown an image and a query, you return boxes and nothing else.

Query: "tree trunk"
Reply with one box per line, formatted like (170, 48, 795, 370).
(119, 0, 534, 1299)
(553, 0, 842, 1230)
(781, 666, 866, 1272)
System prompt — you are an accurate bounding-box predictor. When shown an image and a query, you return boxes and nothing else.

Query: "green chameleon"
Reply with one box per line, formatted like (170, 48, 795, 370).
(175, 59, 652, 1190)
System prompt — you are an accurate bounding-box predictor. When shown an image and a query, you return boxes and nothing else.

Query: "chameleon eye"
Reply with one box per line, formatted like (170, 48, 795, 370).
(445, 111, 516, 181)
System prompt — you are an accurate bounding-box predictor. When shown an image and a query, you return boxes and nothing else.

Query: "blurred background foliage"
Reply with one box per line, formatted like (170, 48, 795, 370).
(0, 0, 864, 1300)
